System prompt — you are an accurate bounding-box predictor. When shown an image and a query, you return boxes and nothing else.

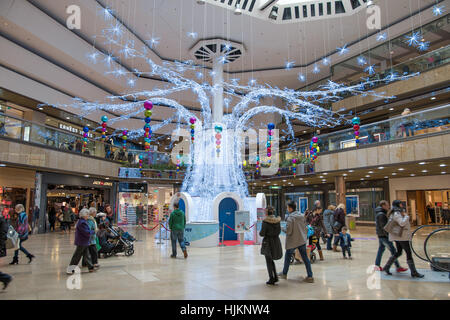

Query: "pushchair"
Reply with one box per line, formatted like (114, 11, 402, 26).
(290, 225, 317, 264)
(103, 226, 135, 257)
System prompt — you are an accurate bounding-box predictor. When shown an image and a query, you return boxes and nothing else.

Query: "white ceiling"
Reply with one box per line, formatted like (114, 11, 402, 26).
(0, 0, 447, 134)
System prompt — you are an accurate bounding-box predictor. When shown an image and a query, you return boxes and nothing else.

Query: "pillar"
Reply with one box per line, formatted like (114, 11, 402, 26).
(334, 176, 346, 206)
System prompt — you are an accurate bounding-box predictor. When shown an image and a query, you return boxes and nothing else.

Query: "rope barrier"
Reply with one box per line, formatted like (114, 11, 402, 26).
(224, 224, 235, 231)
(139, 223, 160, 231)
(160, 223, 171, 232)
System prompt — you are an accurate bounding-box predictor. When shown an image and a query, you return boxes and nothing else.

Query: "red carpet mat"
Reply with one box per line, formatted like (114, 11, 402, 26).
(219, 240, 255, 246)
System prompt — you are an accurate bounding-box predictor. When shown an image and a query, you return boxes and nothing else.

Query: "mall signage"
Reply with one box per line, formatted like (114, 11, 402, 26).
(59, 123, 94, 138)
(93, 180, 113, 187)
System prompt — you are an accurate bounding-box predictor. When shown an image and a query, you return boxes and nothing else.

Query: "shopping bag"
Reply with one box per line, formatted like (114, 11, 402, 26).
(6, 225, 20, 250)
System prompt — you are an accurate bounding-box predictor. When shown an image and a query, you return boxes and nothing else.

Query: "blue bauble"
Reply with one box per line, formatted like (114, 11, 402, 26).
(355, 139, 360, 144)
(267, 123, 275, 130)
(145, 117, 151, 123)
(83, 126, 89, 133)
(139, 154, 143, 160)
(352, 116, 361, 125)
(191, 129, 195, 134)
(101, 116, 108, 122)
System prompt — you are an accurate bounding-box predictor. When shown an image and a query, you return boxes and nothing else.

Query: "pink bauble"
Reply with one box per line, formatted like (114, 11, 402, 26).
(292, 159, 297, 164)
(354, 131, 360, 136)
(312, 136, 318, 143)
(189, 117, 196, 124)
(215, 133, 221, 140)
(144, 101, 153, 110)
(267, 152, 271, 157)
(216, 140, 221, 145)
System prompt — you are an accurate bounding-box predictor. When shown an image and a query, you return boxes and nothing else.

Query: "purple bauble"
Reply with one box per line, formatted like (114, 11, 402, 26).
(312, 136, 318, 143)
(189, 117, 196, 124)
(144, 101, 153, 110)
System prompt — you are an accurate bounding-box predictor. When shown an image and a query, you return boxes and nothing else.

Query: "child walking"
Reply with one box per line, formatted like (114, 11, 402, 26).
(338, 227, 354, 259)
(260, 206, 283, 285)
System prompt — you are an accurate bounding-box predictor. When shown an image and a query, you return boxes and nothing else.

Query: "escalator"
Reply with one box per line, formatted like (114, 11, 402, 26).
(411, 225, 450, 273)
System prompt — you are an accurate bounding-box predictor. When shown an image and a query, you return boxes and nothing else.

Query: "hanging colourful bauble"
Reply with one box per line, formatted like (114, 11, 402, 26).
(352, 116, 361, 147)
(122, 130, 128, 151)
(143, 101, 153, 153)
(255, 155, 260, 176)
(82, 126, 89, 152)
(100, 116, 108, 141)
(138, 154, 143, 170)
(267, 123, 275, 163)
(176, 154, 181, 173)
(189, 117, 196, 143)
(214, 125, 223, 157)
(310, 136, 320, 163)
(292, 158, 297, 177)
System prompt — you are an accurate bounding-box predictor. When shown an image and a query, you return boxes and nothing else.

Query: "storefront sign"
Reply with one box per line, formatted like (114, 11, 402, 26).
(93, 180, 113, 187)
(58, 123, 94, 138)
(119, 167, 142, 178)
(119, 183, 147, 193)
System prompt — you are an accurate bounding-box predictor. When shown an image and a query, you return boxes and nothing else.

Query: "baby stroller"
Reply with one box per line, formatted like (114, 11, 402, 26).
(290, 225, 317, 264)
(104, 226, 135, 257)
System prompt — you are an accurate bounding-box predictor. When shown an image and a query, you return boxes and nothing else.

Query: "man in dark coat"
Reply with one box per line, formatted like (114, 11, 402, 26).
(332, 204, 346, 252)
(374, 200, 408, 272)
(260, 207, 282, 285)
(0, 213, 13, 289)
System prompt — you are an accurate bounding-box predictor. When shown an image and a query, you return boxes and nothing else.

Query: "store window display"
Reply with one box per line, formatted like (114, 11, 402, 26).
(118, 183, 148, 226)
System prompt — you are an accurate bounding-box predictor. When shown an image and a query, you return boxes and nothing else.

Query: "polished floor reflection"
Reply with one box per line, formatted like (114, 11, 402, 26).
(0, 226, 448, 300)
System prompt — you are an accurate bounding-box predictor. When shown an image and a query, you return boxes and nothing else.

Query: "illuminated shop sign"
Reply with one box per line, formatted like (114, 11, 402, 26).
(93, 181, 113, 187)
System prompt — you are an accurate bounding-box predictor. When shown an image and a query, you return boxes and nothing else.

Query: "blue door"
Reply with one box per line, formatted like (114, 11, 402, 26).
(219, 198, 238, 241)
(178, 199, 186, 214)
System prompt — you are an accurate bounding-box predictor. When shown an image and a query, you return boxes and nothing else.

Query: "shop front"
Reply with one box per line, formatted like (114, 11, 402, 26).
(36, 172, 117, 233)
(0, 167, 36, 221)
(118, 182, 148, 226)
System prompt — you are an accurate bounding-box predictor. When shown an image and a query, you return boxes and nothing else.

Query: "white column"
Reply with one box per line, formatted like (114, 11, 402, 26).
(212, 58, 224, 123)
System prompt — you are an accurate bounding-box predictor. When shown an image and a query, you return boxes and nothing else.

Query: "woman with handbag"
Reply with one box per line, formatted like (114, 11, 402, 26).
(260, 206, 283, 285)
(10, 204, 35, 265)
(0, 211, 13, 289)
(383, 200, 424, 278)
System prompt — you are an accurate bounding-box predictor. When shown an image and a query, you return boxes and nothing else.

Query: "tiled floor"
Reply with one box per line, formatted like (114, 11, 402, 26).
(0, 226, 448, 300)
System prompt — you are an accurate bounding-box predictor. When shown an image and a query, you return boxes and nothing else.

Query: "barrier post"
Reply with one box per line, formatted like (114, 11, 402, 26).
(220, 223, 225, 247)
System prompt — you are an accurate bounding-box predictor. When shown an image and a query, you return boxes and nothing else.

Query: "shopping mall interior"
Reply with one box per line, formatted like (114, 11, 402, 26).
(0, 0, 449, 302)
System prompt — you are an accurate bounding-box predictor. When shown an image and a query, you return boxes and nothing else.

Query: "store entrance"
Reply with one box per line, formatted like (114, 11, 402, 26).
(406, 189, 449, 225)
(46, 184, 109, 228)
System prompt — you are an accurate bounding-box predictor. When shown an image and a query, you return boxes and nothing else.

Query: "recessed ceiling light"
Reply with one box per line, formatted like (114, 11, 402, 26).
(349, 170, 354, 173)
(398, 168, 405, 171)
(365, 175, 370, 178)
(442, 172, 446, 174)
(66, 117, 70, 120)
(389, 108, 394, 111)
(422, 170, 428, 173)
(360, 178, 365, 180)
(323, 173, 328, 175)
(38, 107, 43, 110)
(384, 176, 389, 179)
(299, 178, 303, 180)
(368, 171, 374, 174)
(319, 176, 324, 178)
(392, 173, 397, 175)
(439, 164, 446, 167)
(343, 173, 348, 176)
(410, 174, 415, 176)
(0, 164, 6, 167)
(419, 162, 426, 165)
(431, 97, 436, 100)
(378, 167, 384, 169)
(105, 177, 109, 180)
(84, 175, 90, 177)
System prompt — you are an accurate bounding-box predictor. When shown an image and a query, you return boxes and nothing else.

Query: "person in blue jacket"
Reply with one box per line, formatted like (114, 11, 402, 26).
(338, 226, 354, 259)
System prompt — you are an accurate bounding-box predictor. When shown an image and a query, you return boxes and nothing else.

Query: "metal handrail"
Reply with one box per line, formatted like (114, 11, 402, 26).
(423, 227, 450, 273)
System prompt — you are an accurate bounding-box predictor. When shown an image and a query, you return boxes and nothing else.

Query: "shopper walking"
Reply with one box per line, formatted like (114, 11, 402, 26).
(426, 204, 436, 224)
(169, 203, 188, 258)
(332, 203, 346, 252)
(0, 212, 13, 290)
(62, 205, 73, 233)
(10, 204, 35, 265)
(260, 206, 282, 285)
(48, 204, 56, 232)
(82, 207, 100, 269)
(305, 205, 328, 261)
(323, 205, 335, 250)
(67, 209, 95, 274)
(278, 201, 314, 283)
(383, 200, 424, 278)
(374, 200, 408, 272)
